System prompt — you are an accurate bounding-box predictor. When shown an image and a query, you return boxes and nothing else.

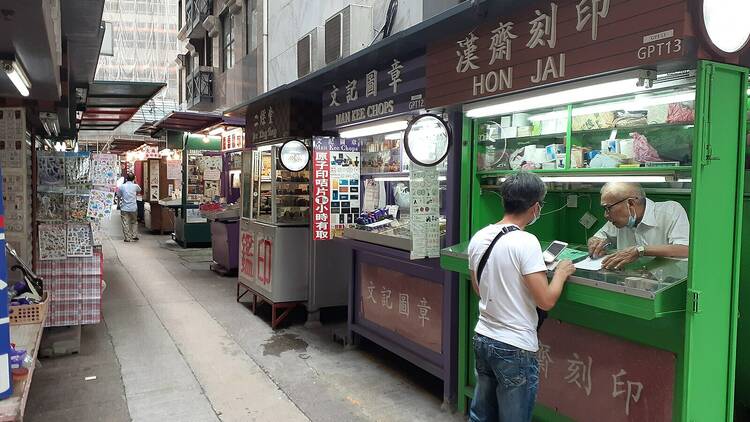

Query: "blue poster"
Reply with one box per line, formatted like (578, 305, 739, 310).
(0, 167, 13, 398)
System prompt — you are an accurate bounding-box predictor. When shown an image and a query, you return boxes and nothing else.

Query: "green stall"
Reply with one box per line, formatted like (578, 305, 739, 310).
(425, 0, 750, 420)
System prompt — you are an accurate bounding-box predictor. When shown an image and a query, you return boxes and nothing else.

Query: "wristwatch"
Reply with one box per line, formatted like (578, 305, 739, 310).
(636, 245, 646, 257)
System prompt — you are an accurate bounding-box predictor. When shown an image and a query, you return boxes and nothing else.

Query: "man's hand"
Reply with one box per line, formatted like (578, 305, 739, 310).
(554, 260, 575, 279)
(587, 237, 609, 258)
(602, 247, 639, 270)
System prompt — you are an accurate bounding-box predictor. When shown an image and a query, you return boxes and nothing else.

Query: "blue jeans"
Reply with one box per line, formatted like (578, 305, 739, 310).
(469, 334, 539, 422)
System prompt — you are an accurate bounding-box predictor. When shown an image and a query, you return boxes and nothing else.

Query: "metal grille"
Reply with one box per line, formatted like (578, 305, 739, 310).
(297, 34, 311, 78)
(324, 13, 342, 64)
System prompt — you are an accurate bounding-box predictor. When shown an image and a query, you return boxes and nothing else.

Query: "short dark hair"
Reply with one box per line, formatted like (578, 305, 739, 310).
(500, 171, 546, 214)
(126, 173, 135, 182)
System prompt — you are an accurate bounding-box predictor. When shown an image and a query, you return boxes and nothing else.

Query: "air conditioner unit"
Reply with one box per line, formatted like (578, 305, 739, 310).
(324, 5, 373, 65)
(297, 27, 324, 78)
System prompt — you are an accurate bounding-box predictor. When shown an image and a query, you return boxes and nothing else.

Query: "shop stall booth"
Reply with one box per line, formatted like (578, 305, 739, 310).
(431, 0, 750, 420)
(194, 118, 246, 276)
(151, 112, 223, 247)
(311, 48, 461, 407)
(128, 144, 177, 234)
(232, 93, 321, 328)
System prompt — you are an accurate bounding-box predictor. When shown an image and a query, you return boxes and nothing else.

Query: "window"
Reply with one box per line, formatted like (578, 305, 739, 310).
(222, 12, 235, 71)
(246, 0, 256, 55)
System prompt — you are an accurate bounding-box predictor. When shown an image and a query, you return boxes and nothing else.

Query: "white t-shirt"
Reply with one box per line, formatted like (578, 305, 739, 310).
(593, 198, 690, 251)
(468, 224, 547, 352)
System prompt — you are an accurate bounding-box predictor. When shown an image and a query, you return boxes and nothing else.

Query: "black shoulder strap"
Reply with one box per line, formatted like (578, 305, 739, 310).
(476, 226, 519, 285)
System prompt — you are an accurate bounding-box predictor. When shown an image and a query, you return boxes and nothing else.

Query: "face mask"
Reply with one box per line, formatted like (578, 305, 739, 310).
(626, 203, 637, 228)
(528, 204, 540, 226)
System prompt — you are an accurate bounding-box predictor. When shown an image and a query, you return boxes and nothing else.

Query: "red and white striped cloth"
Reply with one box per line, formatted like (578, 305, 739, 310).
(37, 249, 102, 327)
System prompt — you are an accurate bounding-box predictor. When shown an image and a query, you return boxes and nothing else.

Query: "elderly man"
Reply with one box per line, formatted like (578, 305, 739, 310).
(588, 182, 689, 270)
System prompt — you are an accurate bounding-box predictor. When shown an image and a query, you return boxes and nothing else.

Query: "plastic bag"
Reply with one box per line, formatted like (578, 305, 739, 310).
(631, 132, 662, 162)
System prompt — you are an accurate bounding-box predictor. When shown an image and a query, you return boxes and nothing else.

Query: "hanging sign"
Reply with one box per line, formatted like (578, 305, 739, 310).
(278, 140, 310, 172)
(410, 164, 440, 259)
(245, 94, 321, 145)
(221, 128, 245, 151)
(312, 137, 361, 240)
(425, 0, 693, 108)
(404, 114, 451, 167)
(322, 53, 425, 131)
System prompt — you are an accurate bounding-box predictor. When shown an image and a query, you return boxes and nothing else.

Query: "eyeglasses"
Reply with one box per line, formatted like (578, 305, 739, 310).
(602, 197, 634, 214)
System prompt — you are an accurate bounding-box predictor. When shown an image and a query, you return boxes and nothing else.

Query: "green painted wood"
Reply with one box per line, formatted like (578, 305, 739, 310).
(681, 61, 748, 422)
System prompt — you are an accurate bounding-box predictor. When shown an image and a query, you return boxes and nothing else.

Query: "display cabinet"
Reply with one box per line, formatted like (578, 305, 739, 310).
(247, 146, 310, 226)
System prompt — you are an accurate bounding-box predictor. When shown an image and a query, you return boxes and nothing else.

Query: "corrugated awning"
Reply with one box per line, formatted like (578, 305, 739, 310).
(78, 81, 166, 131)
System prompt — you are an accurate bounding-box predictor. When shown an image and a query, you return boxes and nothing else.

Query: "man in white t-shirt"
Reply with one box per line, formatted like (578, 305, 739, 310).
(587, 182, 690, 270)
(467, 172, 574, 422)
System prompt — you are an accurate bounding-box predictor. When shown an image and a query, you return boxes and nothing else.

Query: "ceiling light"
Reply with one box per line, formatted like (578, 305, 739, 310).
(372, 176, 447, 182)
(466, 71, 656, 118)
(339, 120, 409, 139)
(498, 175, 671, 183)
(1, 58, 31, 97)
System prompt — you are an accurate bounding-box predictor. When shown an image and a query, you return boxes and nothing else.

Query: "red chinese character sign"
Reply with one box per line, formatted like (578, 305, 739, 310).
(239, 220, 274, 294)
(221, 128, 245, 151)
(312, 137, 361, 240)
(536, 320, 675, 421)
(426, 0, 694, 108)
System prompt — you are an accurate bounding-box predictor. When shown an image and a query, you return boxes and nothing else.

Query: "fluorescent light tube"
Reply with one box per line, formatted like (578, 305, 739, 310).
(339, 120, 408, 139)
(499, 175, 669, 183)
(2, 59, 31, 97)
(209, 127, 225, 136)
(373, 176, 447, 182)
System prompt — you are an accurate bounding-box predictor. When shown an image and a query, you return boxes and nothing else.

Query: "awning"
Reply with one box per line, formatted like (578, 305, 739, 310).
(153, 111, 223, 133)
(78, 81, 166, 131)
(194, 116, 246, 135)
(133, 121, 161, 137)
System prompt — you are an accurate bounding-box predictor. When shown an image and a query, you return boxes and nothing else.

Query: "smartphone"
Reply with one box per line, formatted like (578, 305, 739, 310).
(543, 241, 568, 263)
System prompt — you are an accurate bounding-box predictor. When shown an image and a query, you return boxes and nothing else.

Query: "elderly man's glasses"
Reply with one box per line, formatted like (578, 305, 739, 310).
(602, 197, 634, 214)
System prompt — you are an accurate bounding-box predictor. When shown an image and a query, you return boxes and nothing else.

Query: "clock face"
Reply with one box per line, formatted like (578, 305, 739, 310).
(702, 0, 750, 53)
(278, 140, 309, 172)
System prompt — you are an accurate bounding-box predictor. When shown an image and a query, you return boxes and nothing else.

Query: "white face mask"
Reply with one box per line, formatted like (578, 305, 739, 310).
(528, 203, 541, 226)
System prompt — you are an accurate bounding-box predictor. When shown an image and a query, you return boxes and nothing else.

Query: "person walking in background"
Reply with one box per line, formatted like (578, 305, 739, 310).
(116, 173, 141, 242)
(467, 172, 575, 422)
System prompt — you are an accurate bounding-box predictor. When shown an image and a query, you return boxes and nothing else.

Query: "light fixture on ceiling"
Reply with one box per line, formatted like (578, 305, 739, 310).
(40, 112, 60, 137)
(372, 176, 447, 183)
(498, 174, 672, 183)
(465, 70, 657, 118)
(1, 57, 32, 97)
(339, 119, 409, 139)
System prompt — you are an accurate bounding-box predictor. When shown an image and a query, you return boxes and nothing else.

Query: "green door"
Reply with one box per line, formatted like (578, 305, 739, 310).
(682, 61, 748, 421)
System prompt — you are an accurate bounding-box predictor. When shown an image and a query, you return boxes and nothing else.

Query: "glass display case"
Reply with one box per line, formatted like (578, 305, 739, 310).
(476, 82, 696, 175)
(186, 151, 205, 202)
(247, 145, 310, 226)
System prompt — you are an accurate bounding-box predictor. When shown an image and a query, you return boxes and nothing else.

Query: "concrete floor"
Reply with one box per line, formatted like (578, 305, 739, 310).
(26, 214, 465, 422)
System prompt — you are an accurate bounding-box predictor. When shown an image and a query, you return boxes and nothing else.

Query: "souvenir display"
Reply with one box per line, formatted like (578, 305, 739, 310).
(0, 108, 24, 168)
(65, 152, 91, 186)
(66, 223, 93, 257)
(65, 193, 90, 222)
(87, 189, 115, 220)
(38, 152, 66, 186)
(91, 153, 119, 186)
(38, 223, 67, 261)
(37, 190, 66, 221)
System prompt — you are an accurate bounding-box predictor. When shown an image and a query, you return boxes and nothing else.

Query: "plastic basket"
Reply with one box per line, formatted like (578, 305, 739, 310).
(9, 295, 48, 325)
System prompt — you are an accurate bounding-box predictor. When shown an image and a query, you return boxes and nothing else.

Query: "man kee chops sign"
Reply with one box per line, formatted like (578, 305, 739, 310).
(426, 0, 692, 108)
(322, 54, 426, 130)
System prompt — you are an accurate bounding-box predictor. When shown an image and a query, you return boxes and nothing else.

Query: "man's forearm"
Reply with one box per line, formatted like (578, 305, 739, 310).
(645, 244, 689, 258)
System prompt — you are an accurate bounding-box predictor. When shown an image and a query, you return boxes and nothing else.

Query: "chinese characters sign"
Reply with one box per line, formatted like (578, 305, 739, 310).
(221, 128, 245, 151)
(535, 320, 675, 421)
(322, 54, 425, 130)
(410, 164, 440, 259)
(426, 0, 689, 108)
(239, 221, 274, 294)
(312, 137, 361, 240)
(245, 96, 321, 146)
(358, 262, 442, 353)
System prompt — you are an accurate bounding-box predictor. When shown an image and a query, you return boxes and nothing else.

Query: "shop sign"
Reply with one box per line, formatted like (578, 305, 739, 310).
(322, 54, 425, 131)
(312, 137, 361, 240)
(358, 262, 442, 353)
(410, 164, 440, 259)
(425, 0, 690, 108)
(536, 320, 675, 421)
(245, 96, 321, 146)
(221, 128, 245, 151)
(240, 223, 274, 292)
